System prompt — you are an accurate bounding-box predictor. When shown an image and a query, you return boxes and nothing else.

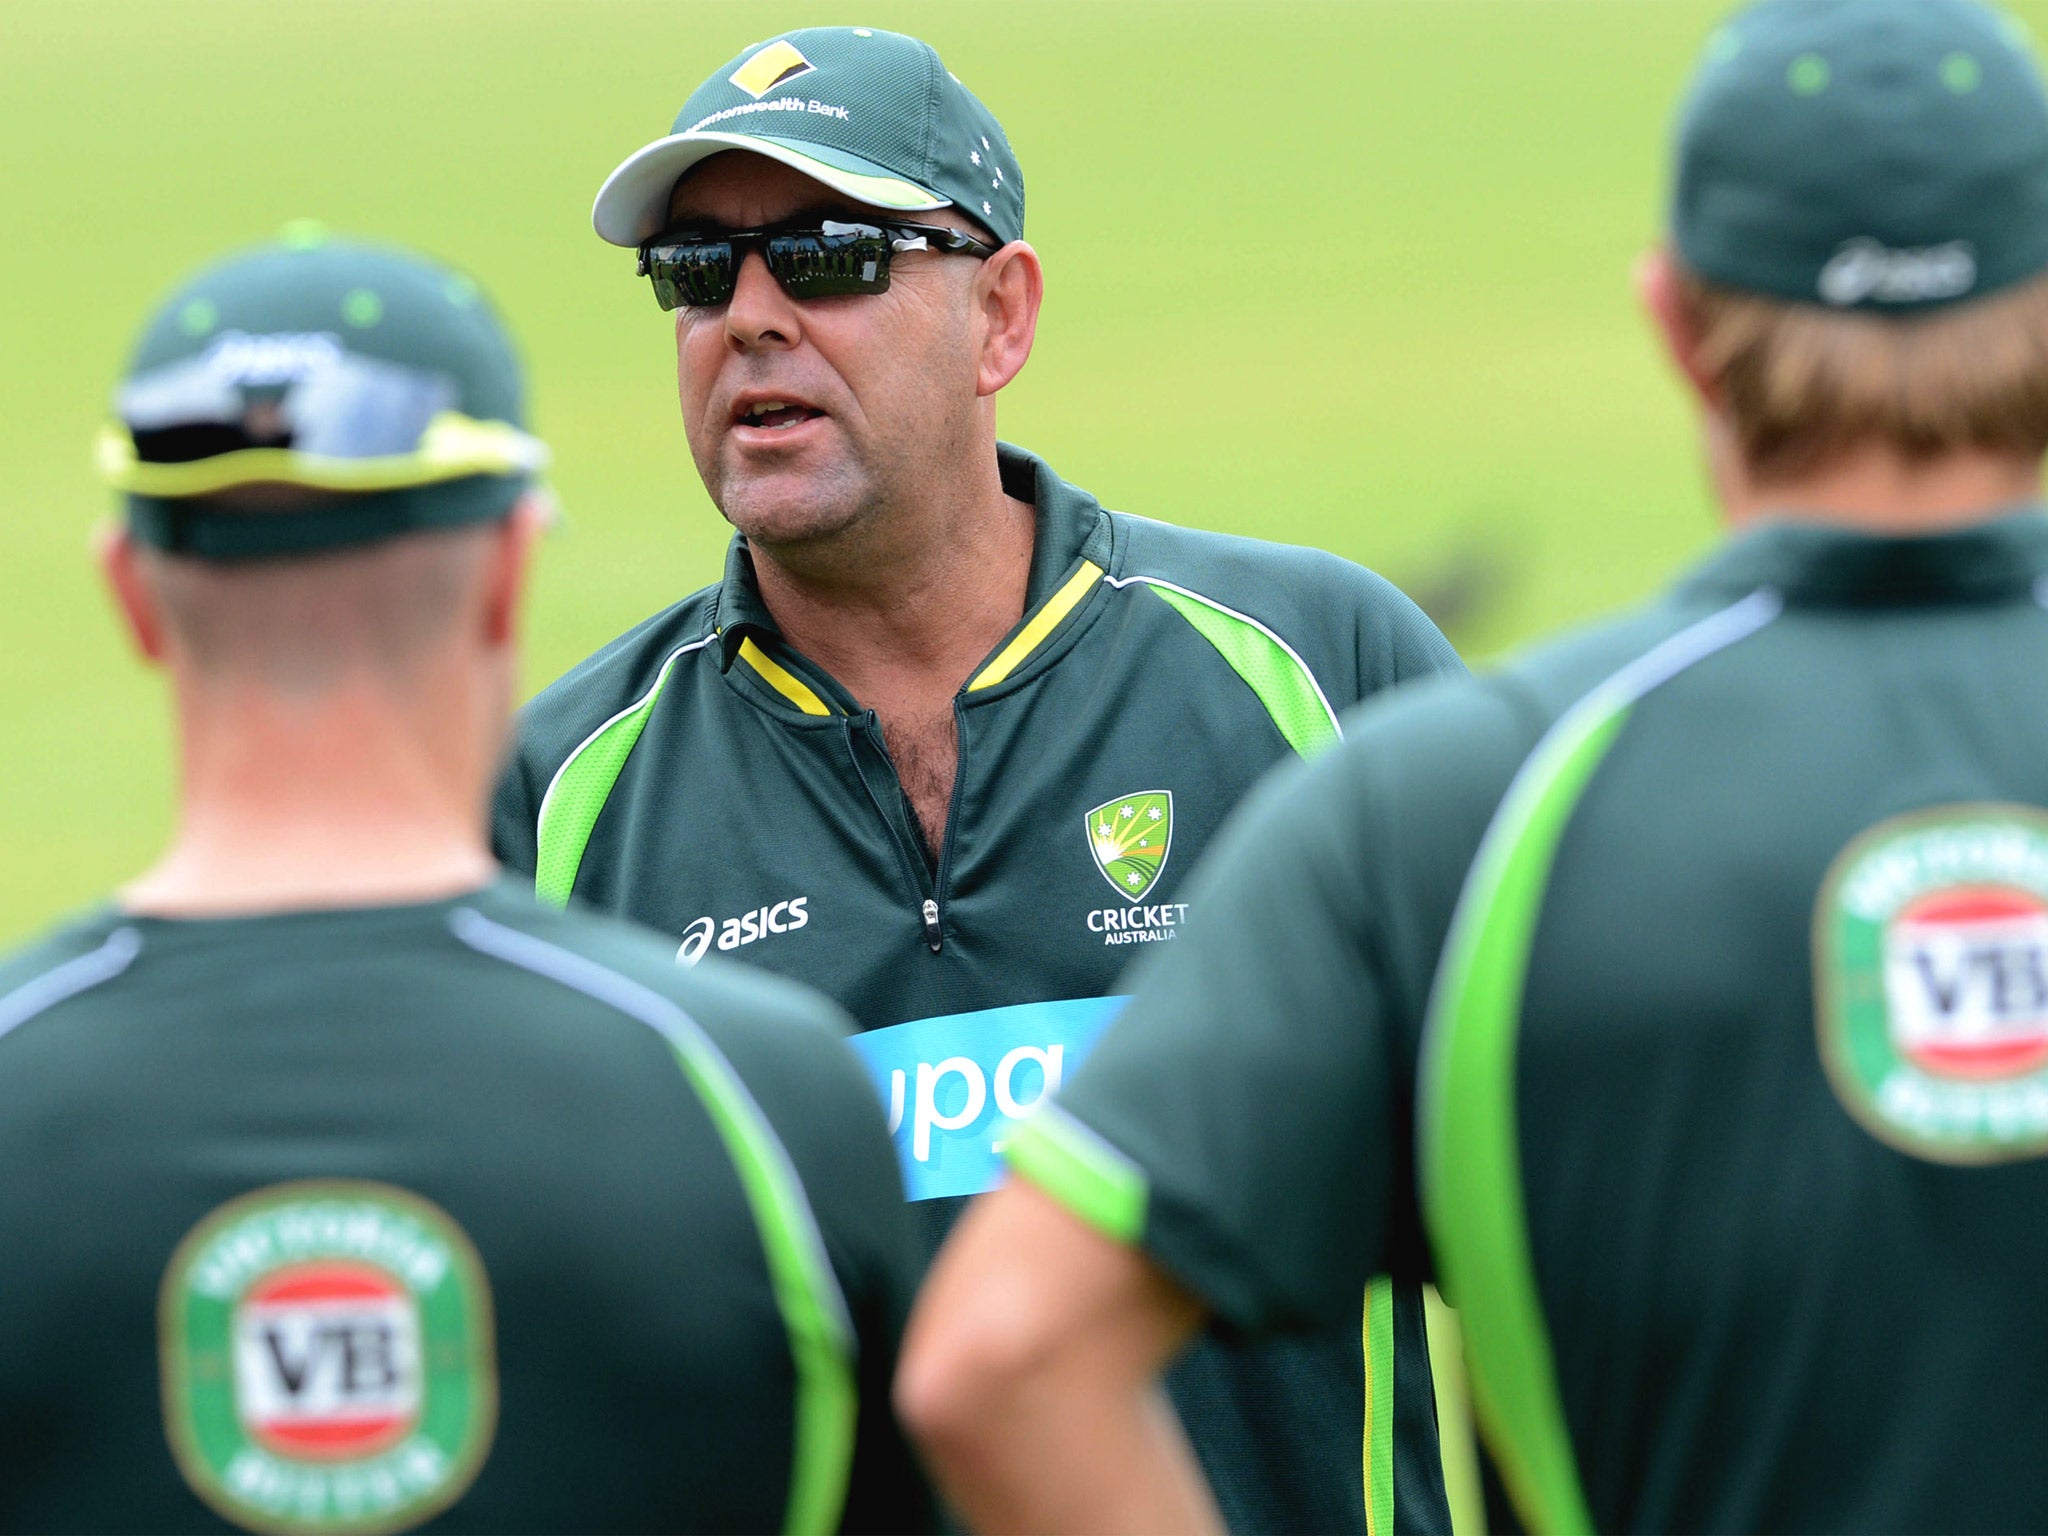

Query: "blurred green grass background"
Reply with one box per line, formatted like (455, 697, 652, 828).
(10, 0, 2044, 946)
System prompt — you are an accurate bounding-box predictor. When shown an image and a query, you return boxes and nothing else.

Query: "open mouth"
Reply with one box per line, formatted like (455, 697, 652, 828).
(736, 400, 826, 432)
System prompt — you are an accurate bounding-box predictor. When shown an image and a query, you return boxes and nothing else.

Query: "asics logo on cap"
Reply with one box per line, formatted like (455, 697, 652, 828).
(730, 39, 814, 99)
(200, 330, 345, 387)
(1818, 237, 1979, 307)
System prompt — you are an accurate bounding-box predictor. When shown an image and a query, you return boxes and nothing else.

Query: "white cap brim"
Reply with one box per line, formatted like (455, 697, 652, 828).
(591, 130, 950, 247)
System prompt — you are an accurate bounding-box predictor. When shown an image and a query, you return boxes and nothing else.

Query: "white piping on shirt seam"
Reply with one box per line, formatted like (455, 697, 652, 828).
(1104, 574, 1344, 743)
(1578, 587, 1785, 717)
(535, 636, 716, 834)
(0, 928, 143, 1047)
(445, 907, 854, 1344)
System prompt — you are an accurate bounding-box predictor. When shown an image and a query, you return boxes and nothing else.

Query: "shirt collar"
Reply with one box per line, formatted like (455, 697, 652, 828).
(1004, 442, 1112, 608)
(711, 538, 777, 667)
(1676, 505, 2048, 607)
(710, 442, 1111, 668)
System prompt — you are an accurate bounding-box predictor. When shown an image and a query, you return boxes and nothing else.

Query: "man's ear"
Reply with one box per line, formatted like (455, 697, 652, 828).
(1637, 245, 1722, 408)
(480, 493, 553, 648)
(96, 523, 168, 665)
(975, 240, 1044, 398)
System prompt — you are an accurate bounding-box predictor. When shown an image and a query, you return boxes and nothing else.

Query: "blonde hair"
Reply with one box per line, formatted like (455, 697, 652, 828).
(1676, 262, 2048, 482)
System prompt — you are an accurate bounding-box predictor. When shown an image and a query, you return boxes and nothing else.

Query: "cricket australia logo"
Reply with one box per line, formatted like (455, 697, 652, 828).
(1087, 791, 1173, 901)
(1084, 791, 1188, 946)
(159, 1182, 497, 1535)
(1816, 806, 2048, 1163)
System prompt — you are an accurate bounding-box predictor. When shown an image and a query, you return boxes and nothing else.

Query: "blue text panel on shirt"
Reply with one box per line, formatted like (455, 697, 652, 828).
(847, 997, 1128, 1201)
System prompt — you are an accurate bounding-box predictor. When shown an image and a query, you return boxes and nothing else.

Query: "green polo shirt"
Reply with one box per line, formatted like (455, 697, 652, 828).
(495, 444, 1463, 1535)
(0, 879, 929, 1535)
(1014, 509, 2048, 1534)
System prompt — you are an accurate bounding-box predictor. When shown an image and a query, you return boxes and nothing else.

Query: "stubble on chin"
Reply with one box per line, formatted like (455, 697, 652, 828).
(712, 455, 880, 557)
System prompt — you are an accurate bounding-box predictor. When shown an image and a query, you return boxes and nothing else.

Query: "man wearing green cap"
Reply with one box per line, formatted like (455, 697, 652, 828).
(899, 1, 2048, 1531)
(0, 234, 931, 1534)
(493, 22, 1461, 1536)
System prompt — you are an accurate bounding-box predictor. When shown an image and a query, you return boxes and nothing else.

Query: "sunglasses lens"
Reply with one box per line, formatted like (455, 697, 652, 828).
(769, 228, 892, 297)
(644, 241, 736, 310)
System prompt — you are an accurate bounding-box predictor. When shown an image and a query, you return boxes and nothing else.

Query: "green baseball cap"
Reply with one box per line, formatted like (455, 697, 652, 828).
(100, 226, 549, 561)
(1672, 0, 2048, 311)
(591, 26, 1023, 248)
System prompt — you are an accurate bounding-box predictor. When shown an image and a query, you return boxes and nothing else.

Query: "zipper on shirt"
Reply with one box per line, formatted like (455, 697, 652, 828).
(845, 712, 948, 955)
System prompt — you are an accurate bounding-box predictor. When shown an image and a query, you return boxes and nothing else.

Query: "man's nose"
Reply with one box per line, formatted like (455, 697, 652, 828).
(724, 249, 800, 353)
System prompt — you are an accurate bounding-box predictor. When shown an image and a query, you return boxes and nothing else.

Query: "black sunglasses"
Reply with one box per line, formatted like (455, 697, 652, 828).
(637, 219, 999, 311)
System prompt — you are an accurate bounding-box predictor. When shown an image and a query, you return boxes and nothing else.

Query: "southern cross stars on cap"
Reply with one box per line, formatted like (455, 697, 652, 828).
(592, 26, 1024, 249)
(1672, 0, 2048, 312)
(98, 223, 548, 561)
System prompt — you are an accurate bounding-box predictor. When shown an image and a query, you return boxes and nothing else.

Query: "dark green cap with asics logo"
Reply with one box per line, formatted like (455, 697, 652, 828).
(592, 26, 1023, 249)
(1673, 0, 2048, 311)
(100, 225, 549, 561)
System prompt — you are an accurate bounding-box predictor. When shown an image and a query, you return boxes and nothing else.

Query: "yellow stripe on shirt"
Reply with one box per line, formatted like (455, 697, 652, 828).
(968, 561, 1104, 691)
(738, 637, 833, 716)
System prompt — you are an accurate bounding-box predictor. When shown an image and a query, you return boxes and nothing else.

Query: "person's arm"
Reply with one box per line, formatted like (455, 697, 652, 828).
(490, 735, 542, 876)
(899, 676, 1526, 1532)
(903, 710, 1453, 1530)
(1359, 568, 1466, 689)
(898, 1178, 1217, 1536)
(682, 963, 941, 1534)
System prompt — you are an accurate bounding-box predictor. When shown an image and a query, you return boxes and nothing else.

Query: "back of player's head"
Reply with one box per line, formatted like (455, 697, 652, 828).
(1666, 0, 2048, 478)
(98, 227, 549, 684)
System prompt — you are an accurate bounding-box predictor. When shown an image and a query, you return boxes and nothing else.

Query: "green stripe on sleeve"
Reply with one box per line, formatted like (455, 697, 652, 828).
(447, 910, 857, 1535)
(1130, 579, 1342, 758)
(1003, 1104, 1148, 1244)
(668, 1039, 860, 1536)
(532, 642, 702, 907)
(1419, 590, 1780, 1536)
(1363, 1276, 1396, 1536)
(1421, 699, 1627, 1536)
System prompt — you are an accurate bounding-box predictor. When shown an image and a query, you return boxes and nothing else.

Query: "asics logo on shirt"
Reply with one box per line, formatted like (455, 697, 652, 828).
(675, 897, 811, 965)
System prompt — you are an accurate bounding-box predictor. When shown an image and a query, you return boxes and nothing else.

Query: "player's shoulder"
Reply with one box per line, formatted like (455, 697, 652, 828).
(462, 882, 845, 1037)
(1325, 593, 1718, 806)
(457, 883, 873, 1106)
(458, 886, 900, 1214)
(512, 585, 723, 767)
(1104, 509, 1460, 687)
(0, 905, 137, 1031)
(1108, 508, 1420, 619)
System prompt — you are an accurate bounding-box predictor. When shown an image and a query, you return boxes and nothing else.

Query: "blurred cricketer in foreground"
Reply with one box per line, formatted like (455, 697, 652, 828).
(493, 25, 1462, 1536)
(0, 235, 929, 1534)
(901, 1, 2048, 1531)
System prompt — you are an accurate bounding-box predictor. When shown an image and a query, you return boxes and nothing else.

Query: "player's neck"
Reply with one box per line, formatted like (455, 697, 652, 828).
(750, 475, 1037, 701)
(123, 672, 498, 919)
(1719, 443, 2044, 534)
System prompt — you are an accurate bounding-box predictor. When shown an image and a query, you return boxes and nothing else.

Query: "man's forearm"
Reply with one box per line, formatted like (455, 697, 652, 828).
(919, 1356, 1216, 1534)
(898, 1180, 1221, 1534)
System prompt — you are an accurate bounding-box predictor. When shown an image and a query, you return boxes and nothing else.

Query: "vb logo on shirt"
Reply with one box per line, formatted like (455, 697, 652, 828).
(159, 1182, 496, 1535)
(1817, 806, 2048, 1162)
(847, 998, 1127, 1200)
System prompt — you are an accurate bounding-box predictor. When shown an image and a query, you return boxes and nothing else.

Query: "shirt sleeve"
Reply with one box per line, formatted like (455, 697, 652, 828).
(491, 738, 543, 879)
(1359, 575, 1466, 692)
(1005, 734, 1413, 1335)
(685, 966, 938, 1534)
(786, 1050, 938, 1536)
